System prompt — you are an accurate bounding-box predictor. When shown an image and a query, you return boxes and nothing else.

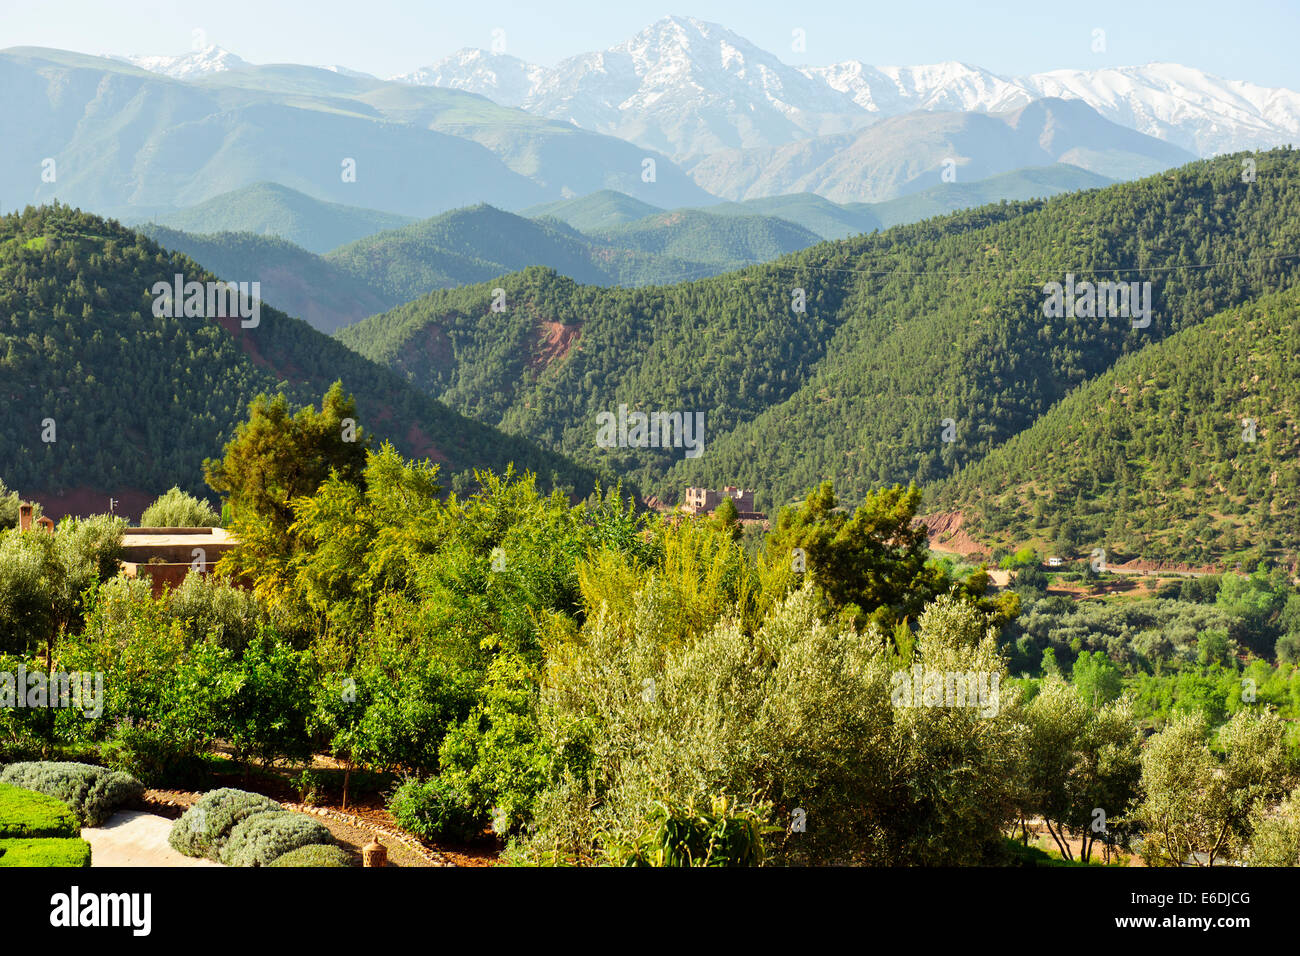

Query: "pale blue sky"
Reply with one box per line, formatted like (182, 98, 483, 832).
(1, 0, 1296, 88)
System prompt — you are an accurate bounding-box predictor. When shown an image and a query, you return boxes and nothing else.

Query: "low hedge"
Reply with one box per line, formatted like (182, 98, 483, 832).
(220, 811, 336, 868)
(268, 844, 353, 867)
(0, 762, 143, 826)
(0, 783, 79, 839)
(169, 788, 285, 860)
(0, 837, 92, 867)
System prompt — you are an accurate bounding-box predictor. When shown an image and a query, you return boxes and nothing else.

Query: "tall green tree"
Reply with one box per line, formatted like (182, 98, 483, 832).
(206, 383, 367, 609)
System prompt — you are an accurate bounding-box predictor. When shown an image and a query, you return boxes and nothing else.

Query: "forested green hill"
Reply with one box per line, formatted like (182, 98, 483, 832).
(137, 225, 400, 334)
(929, 286, 1300, 566)
(324, 203, 825, 303)
(592, 209, 821, 267)
(139, 182, 415, 254)
(0, 204, 601, 506)
(338, 150, 1300, 518)
(323, 204, 714, 302)
(521, 190, 664, 232)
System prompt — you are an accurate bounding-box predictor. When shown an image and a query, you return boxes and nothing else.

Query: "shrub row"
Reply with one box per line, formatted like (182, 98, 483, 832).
(170, 789, 339, 866)
(169, 788, 283, 860)
(0, 762, 143, 826)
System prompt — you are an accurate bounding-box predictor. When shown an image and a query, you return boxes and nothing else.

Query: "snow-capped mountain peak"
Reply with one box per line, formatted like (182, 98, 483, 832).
(113, 44, 248, 80)
(391, 48, 545, 107)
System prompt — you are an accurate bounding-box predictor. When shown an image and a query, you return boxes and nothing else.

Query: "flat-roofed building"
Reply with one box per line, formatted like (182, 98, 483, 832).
(681, 486, 761, 517)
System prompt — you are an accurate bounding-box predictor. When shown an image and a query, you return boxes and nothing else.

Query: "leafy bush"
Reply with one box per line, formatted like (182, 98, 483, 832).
(518, 588, 1023, 866)
(166, 573, 265, 651)
(388, 775, 485, 843)
(0, 837, 92, 867)
(0, 762, 143, 826)
(1248, 788, 1300, 867)
(220, 810, 335, 867)
(102, 724, 214, 789)
(169, 788, 285, 860)
(267, 843, 353, 867)
(616, 797, 772, 867)
(140, 486, 220, 528)
(0, 783, 79, 838)
(0, 515, 125, 654)
(436, 654, 551, 834)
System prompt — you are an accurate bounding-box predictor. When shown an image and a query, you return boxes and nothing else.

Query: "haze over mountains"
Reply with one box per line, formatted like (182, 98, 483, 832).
(0, 45, 713, 221)
(687, 98, 1178, 202)
(132, 167, 1112, 335)
(2, 14, 1287, 233)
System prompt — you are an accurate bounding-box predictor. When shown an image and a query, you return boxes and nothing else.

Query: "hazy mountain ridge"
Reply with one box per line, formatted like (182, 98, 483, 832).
(0, 45, 715, 222)
(687, 99, 1187, 202)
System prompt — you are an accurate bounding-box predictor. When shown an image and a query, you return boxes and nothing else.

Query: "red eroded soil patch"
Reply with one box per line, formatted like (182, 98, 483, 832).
(394, 322, 455, 383)
(530, 320, 580, 374)
(214, 313, 306, 381)
(919, 511, 987, 558)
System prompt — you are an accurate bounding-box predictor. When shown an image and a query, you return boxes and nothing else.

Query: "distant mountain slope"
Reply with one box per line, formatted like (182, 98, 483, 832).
(665, 151, 1300, 508)
(0, 46, 715, 221)
(135, 225, 399, 334)
(140, 183, 414, 254)
(0, 204, 600, 511)
(698, 193, 882, 240)
(323, 205, 715, 303)
(322, 203, 828, 304)
(686, 98, 1194, 202)
(691, 165, 1112, 238)
(593, 210, 822, 267)
(338, 151, 1300, 513)
(522, 190, 664, 232)
(868, 164, 1114, 228)
(929, 286, 1300, 566)
(137, 199, 834, 334)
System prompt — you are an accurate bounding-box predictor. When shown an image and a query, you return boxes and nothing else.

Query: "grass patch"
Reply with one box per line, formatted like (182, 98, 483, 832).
(0, 837, 92, 867)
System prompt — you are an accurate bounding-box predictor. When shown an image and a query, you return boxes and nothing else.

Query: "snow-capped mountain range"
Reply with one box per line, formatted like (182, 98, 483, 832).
(108, 17, 1300, 165)
(393, 16, 1300, 160)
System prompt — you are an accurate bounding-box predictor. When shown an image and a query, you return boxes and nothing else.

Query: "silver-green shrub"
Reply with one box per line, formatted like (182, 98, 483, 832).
(168, 788, 285, 859)
(139, 487, 220, 528)
(516, 587, 1022, 866)
(220, 811, 335, 867)
(268, 843, 352, 867)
